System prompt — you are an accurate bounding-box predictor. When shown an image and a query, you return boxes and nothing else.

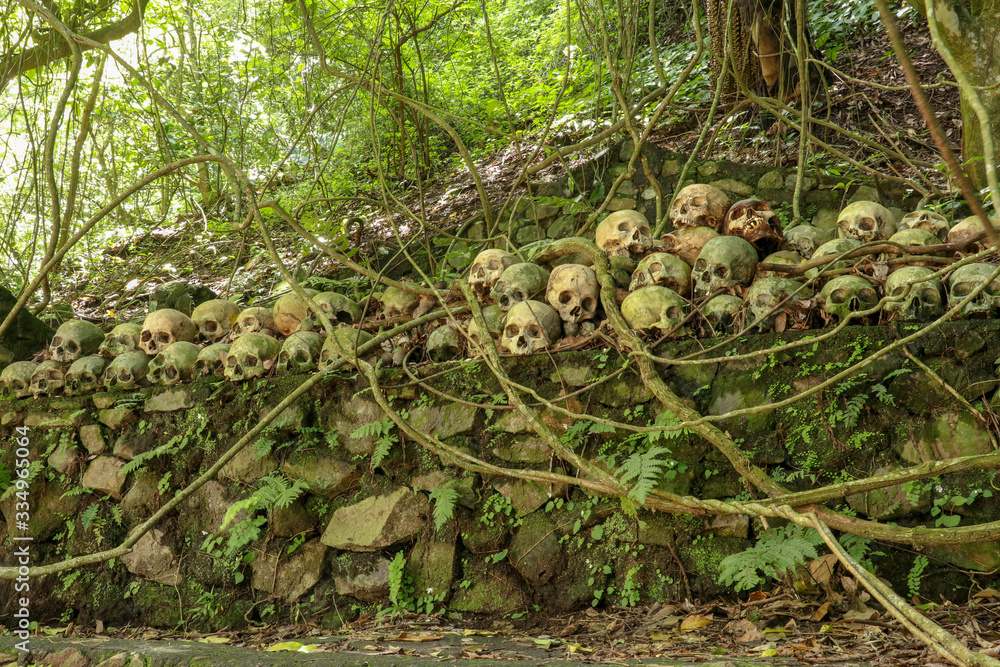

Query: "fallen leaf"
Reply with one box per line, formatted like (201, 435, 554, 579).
(973, 588, 999, 599)
(680, 614, 712, 632)
(811, 601, 831, 622)
(199, 636, 230, 644)
(748, 591, 768, 603)
(267, 641, 304, 652)
(730, 619, 763, 643)
(810, 554, 839, 588)
(394, 632, 444, 642)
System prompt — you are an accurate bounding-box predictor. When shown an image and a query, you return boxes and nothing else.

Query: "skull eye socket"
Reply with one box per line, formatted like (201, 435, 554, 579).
(504, 325, 519, 338)
(921, 287, 941, 302)
(226, 354, 237, 366)
(52, 336, 63, 347)
(638, 225, 651, 238)
(890, 285, 906, 297)
(67, 341, 79, 353)
(247, 355, 259, 366)
(692, 196, 706, 207)
(714, 266, 729, 279)
(830, 289, 850, 304)
(860, 218, 876, 231)
(861, 289, 877, 303)
(166, 367, 177, 379)
(140, 331, 153, 342)
(952, 283, 973, 297)
(121, 371, 133, 383)
(558, 291, 573, 305)
(204, 321, 218, 333)
(649, 262, 663, 273)
(582, 296, 596, 312)
(514, 290, 526, 301)
(694, 259, 707, 271)
(666, 306, 682, 320)
(486, 259, 501, 271)
(616, 221, 632, 233)
(527, 324, 542, 338)
(156, 332, 171, 344)
(295, 350, 309, 363)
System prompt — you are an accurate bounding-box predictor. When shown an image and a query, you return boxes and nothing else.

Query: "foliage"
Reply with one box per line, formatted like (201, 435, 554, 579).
(719, 525, 821, 593)
(351, 416, 398, 470)
(219, 474, 309, 554)
(429, 482, 459, 531)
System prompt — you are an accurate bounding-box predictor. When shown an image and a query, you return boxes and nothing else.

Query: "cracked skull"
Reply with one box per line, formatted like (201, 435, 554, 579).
(595, 210, 653, 258)
(380, 286, 422, 319)
(899, 209, 950, 240)
(277, 331, 323, 375)
(692, 236, 758, 298)
(140, 308, 198, 356)
(273, 289, 320, 337)
(102, 351, 151, 391)
(702, 295, 744, 335)
(491, 263, 550, 312)
(99, 323, 143, 359)
(629, 252, 692, 296)
(196, 343, 231, 378)
(661, 226, 719, 266)
(224, 332, 281, 381)
(669, 184, 731, 231)
(723, 199, 783, 251)
(191, 299, 240, 343)
(745, 277, 812, 332)
(782, 225, 832, 258)
(500, 300, 561, 355)
(1, 361, 38, 399)
(426, 324, 462, 362)
(621, 286, 687, 335)
(65, 356, 107, 396)
(884, 266, 944, 322)
(313, 292, 361, 325)
(148, 341, 201, 386)
(469, 249, 518, 299)
(50, 319, 105, 363)
(546, 264, 600, 324)
(820, 275, 879, 323)
(947, 263, 1000, 318)
(30, 360, 68, 398)
(836, 200, 897, 242)
(232, 307, 275, 337)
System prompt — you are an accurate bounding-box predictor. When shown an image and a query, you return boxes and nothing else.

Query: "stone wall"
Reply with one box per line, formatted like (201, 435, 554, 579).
(0, 319, 998, 630)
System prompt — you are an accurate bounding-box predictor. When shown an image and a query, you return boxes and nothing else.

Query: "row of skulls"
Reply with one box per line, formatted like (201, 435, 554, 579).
(0, 289, 377, 400)
(465, 183, 999, 354)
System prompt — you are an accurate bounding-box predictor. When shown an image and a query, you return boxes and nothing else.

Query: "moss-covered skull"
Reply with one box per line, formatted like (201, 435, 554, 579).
(947, 263, 1000, 318)
(319, 327, 375, 368)
(467, 305, 504, 348)
(232, 307, 275, 337)
(805, 238, 862, 281)
(820, 275, 879, 323)
(30, 360, 68, 398)
(273, 288, 320, 337)
(313, 292, 361, 324)
(884, 266, 944, 322)
(595, 210, 653, 258)
(195, 342, 231, 378)
(546, 264, 600, 324)
(945, 216, 996, 248)
(102, 351, 151, 390)
(277, 331, 323, 375)
(669, 184, 731, 231)
(745, 277, 811, 331)
(782, 224, 831, 258)
(692, 236, 758, 298)
(629, 252, 692, 296)
(836, 200, 897, 242)
(0, 361, 38, 399)
(661, 225, 719, 266)
(889, 228, 939, 249)
(148, 341, 201, 386)
(191, 299, 240, 344)
(224, 332, 281, 381)
(99, 323, 143, 359)
(491, 263, 550, 312)
(140, 308, 198, 356)
(379, 286, 422, 319)
(426, 324, 462, 362)
(899, 209, 949, 240)
(500, 300, 561, 355)
(65, 355, 107, 396)
(758, 250, 804, 280)
(702, 294, 744, 335)
(469, 249, 517, 299)
(50, 319, 104, 363)
(621, 286, 687, 335)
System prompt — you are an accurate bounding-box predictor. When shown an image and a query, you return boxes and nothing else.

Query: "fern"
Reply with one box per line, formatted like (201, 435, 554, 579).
(352, 416, 397, 469)
(429, 483, 459, 531)
(80, 503, 99, 531)
(719, 525, 821, 593)
(617, 445, 672, 505)
(220, 474, 308, 553)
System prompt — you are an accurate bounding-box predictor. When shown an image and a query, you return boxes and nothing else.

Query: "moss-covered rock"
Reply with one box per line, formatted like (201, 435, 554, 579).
(320, 486, 429, 551)
(450, 557, 531, 614)
(282, 449, 360, 498)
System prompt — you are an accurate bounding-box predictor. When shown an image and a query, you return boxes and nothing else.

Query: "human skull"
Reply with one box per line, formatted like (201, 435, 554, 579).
(500, 300, 561, 355)
(1, 361, 38, 399)
(692, 236, 758, 298)
(836, 201, 897, 242)
(899, 209, 950, 240)
(723, 199, 783, 251)
(546, 264, 600, 324)
(491, 263, 550, 312)
(595, 210, 653, 258)
(889, 228, 940, 249)
(661, 226, 719, 266)
(426, 325, 462, 362)
(224, 333, 281, 382)
(805, 238, 862, 281)
(99, 323, 143, 359)
(702, 295, 744, 335)
(621, 286, 687, 335)
(102, 351, 152, 390)
(669, 184, 731, 231)
(313, 292, 361, 324)
(467, 305, 504, 348)
(946, 216, 994, 248)
(469, 249, 517, 299)
(195, 343, 231, 378)
(148, 341, 201, 386)
(273, 289, 320, 337)
(277, 331, 323, 375)
(191, 299, 240, 344)
(380, 286, 422, 319)
(947, 263, 1000, 318)
(884, 267, 945, 322)
(757, 251, 804, 279)
(745, 277, 812, 331)
(319, 327, 375, 368)
(629, 253, 692, 296)
(232, 307, 275, 337)
(820, 275, 879, 323)
(782, 225, 832, 258)
(49, 319, 105, 363)
(65, 356, 107, 396)
(30, 360, 68, 398)
(140, 308, 198, 356)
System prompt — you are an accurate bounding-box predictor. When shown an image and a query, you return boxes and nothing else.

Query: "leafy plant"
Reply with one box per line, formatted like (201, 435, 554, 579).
(908, 555, 929, 599)
(351, 416, 398, 469)
(429, 483, 459, 530)
(719, 525, 822, 593)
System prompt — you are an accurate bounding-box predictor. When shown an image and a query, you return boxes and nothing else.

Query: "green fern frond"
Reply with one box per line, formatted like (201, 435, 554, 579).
(429, 484, 459, 531)
(617, 445, 672, 505)
(719, 527, 820, 593)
